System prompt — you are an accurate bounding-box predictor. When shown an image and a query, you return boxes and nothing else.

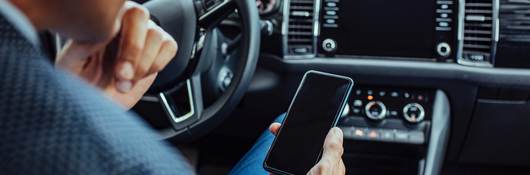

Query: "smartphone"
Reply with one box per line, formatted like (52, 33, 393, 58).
(263, 70, 354, 175)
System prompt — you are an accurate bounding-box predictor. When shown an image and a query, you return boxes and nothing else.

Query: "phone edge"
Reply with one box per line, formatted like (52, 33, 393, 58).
(263, 70, 354, 175)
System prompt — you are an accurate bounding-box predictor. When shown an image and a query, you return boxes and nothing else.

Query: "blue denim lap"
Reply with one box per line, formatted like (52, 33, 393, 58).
(229, 113, 286, 175)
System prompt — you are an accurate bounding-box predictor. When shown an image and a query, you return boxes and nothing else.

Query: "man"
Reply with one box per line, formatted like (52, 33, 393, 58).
(0, 0, 345, 174)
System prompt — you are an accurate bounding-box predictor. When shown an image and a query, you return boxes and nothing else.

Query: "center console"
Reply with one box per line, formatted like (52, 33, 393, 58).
(333, 87, 449, 175)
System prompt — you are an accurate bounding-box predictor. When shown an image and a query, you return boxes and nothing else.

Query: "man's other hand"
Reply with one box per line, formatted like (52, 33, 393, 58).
(268, 123, 346, 175)
(56, 1, 177, 109)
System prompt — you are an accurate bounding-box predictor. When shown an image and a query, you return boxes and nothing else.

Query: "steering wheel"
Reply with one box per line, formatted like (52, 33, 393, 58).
(141, 0, 260, 141)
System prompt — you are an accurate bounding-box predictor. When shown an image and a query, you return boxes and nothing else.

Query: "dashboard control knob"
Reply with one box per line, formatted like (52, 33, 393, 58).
(365, 101, 387, 120)
(436, 42, 451, 57)
(322, 38, 337, 52)
(403, 103, 425, 123)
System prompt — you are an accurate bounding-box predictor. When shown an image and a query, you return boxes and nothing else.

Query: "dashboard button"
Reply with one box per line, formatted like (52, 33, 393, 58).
(326, 19, 336, 24)
(353, 128, 365, 137)
(394, 131, 409, 142)
(380, 130, 394, 140)
(353, 100, 363, 107)
(352, 108, 361, 114)
(408, 131, 425, 144)
(403, 92, 411, 99)
(436, 42, 451, 57)
(390, 91, 400, 98)
(389, 110, 399, 117)
(326, 11, 336, 15)
(367, 129, 379, 139)
(322, 38, 337, 52)
(341, 127, 355, 137)
(365, 101, 387, 120)
(403, 103, 426, 123)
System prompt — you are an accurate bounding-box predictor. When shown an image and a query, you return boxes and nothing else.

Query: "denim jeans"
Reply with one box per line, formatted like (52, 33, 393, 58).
(229, 113, 286, 175)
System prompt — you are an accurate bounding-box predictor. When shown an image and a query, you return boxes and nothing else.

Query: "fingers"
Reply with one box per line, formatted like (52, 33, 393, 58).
(133, 21, 177, 76)
(307, 127, 345, 175)
(149, 31, 178, 73)
(338, 159, 346, 175)
(322, 127, 344, 160)
(136, 21, 163, 77)
(309, 156, 345, 175)
(268, 123, 281, 135)
(114, 1, 178, 93)
(116, 2, 150, 81)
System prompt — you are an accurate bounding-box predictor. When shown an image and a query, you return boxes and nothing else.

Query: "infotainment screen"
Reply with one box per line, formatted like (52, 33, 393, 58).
(319, 0, 437, 58)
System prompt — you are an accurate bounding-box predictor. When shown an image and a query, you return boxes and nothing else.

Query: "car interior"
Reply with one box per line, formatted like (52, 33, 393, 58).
(37, 0, 530, 174)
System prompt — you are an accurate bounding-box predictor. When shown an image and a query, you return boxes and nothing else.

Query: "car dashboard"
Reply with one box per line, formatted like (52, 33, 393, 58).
(236, 0, 530, 174)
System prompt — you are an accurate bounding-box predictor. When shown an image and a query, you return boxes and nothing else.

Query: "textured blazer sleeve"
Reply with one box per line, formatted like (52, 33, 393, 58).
(0, 16, 195, 175)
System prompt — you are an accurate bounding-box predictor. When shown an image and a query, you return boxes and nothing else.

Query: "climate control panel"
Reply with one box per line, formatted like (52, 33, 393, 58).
(339, 87, 435, 144)
(346, 87, 434, 123)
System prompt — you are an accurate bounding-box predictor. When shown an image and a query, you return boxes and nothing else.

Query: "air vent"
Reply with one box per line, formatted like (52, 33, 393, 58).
(461, 0, 495, 64)
(285, 0, 316, 57)
(499, 0, 530, 43)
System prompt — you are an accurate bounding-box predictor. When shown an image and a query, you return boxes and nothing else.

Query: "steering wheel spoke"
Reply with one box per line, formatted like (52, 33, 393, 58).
(158, 74, 205, 132)
(196, 0, 236, 28)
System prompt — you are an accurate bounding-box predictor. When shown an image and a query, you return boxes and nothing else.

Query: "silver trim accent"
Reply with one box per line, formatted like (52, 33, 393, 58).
(313, 0, 322, 38)
(281, 0, 290, 55)
(403, 103, 426, 123)
(493, 0, 500, 43)
(457, 59, 494, 67)
(291, 11, 311, 17)
(423, 90, 450, 175)
(492, 0, 500, 65)
(364, 101, 387, 120)
(158, 80, 196, 123)
(418, 159, 426, 175)
(141, 95, 160, 102)
(282, 0, 320, 59)
(198, 0, 232, 21)
(465, 15, 486, 21)
(456, 0, 465, 63)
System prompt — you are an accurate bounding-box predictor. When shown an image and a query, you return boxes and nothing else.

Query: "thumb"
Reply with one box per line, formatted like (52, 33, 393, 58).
(321, 127, 344, 161)
(268, 123, 282, 135)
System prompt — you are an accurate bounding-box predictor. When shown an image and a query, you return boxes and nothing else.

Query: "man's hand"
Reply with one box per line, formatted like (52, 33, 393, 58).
(269, 123, 346, 175)
(56, 1, 177, 109)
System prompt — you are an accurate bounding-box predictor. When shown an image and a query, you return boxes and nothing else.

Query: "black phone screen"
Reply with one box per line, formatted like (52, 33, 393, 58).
(264, 71, 353, 175)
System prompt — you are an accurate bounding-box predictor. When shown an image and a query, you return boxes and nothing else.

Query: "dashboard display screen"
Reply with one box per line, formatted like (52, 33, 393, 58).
(320, 0, 437, 58)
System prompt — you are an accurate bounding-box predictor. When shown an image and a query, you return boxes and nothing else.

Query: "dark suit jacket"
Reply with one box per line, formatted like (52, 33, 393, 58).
(0, 14, 194, 175)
